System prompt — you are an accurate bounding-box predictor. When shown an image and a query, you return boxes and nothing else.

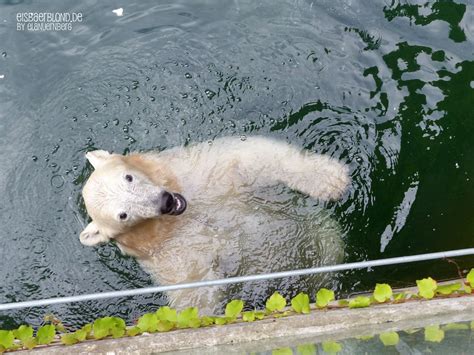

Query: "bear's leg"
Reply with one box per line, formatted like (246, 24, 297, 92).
(224, 137, 350, 200)
(278, 151, 350, 200)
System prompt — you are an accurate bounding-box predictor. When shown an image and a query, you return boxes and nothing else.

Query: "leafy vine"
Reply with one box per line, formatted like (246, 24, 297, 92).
(0, 269, 473, 353)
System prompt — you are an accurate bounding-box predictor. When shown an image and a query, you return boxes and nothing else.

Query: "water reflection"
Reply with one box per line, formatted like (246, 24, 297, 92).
(384, 0, 467, 43)
(264, 320, 474, 354)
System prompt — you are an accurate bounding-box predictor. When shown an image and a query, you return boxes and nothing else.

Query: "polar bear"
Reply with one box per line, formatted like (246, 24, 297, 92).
(79, 136, 349, 314)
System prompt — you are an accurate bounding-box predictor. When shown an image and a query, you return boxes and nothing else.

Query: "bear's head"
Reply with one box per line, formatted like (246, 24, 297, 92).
(79, 150, 186, 247)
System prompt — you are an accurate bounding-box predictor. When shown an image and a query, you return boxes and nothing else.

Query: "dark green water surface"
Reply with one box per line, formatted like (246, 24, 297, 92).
(0, 0, 473, 328)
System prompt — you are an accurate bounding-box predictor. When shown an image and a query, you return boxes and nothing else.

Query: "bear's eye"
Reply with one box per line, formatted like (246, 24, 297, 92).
(125, 174, 133, 182)
(119, 212, 128, 221)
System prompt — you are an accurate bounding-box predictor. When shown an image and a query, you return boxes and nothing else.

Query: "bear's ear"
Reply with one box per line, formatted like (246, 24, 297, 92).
(85, 150, 112, 169)
(79, 222, 109, 246)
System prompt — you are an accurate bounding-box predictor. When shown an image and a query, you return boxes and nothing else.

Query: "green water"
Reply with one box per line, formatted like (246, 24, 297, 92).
(245, 320, 474, 355)
(0, 0, 473, 328)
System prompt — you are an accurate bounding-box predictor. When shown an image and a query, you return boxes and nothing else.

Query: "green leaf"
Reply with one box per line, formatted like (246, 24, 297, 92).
(442, 323, 469, 331)
(177, 307, 200, 328)
(61, 333, 79, 345)
(93, 317, 125, 340)
(36, 324, 56, 345)
(0, 331, 14, 349)
(464, 285, 472, 293)
(255, 311, 266, 320)
(156, 306, 178, 323)
(55, 323, 66, 333)
(82, 323, 92, 334)
(316, 288, 335, 308)
(403, 328, 420, 334)
(112, 317, 126, 328)
(22, 337, 37, 350)
(93, 318, 109, 340)
(137, 313, 159, 333)
(43, 313, 59, 324)
(437, 282, 461, 295)
(225, 299, 244, 318)
(379, 331, 399, 346)
(291, 292, 310, 314)
(111, 327, 125, 340)
(74, 325, 91, 342)
(200, 317, 215, 326)
(296, 343, 316, 355)
(337, 299, 349, 307)
(466, 269, 474, 286)
(357, 335, 374, 340)
(213, 317, 230, 325)
(13, 325, 33, 342)
(266, 292, 287, 312)
(157, 320, 174, 332)
(373, 284, 392, 303)
(110, 327, 125, 339)
(242, 311, 256, 322)
(393, 292, 406, 301)
(272, 347, 292, 355)
(425, 325, 444, 342)
(348, 296, 371, 309)
(417, 277, 437, 299)
(126, 326, 142, 337)
(110, 318, 126, 339)
(322, 341, 342, 354)
(273, 311, 291, 318)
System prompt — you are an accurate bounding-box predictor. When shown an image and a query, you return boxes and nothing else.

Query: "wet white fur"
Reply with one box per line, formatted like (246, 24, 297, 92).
(80, 136, 350, 313)
(158, 136, 349, 201)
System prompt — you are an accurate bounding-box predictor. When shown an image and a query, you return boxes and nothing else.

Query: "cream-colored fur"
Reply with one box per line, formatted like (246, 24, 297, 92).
(80, 136, 350, 314)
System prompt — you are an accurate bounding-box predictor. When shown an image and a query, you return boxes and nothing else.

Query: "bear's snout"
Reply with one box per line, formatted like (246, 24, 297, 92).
(160, 191, 187, 216)
(160, 191, 174, 214)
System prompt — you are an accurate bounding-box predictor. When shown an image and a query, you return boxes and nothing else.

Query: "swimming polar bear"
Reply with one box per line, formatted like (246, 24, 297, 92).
(79, 136, 349, 314)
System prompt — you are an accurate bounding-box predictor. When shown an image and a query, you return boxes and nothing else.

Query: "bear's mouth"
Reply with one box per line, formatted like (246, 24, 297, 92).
(164, 193, 187, 216)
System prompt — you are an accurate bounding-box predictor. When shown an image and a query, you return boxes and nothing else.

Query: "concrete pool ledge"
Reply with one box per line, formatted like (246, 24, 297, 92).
(18, 294, 474, 354)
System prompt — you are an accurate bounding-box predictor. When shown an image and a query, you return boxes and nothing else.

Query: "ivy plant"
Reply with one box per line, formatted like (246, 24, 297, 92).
(0, 269, 473, 353)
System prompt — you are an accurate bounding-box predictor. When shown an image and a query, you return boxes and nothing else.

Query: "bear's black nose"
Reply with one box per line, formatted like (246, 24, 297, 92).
(160, 191, 174, 214)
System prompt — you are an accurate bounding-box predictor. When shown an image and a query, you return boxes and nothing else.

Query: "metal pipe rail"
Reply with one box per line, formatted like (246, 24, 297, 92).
(1, 248, 474, 311)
